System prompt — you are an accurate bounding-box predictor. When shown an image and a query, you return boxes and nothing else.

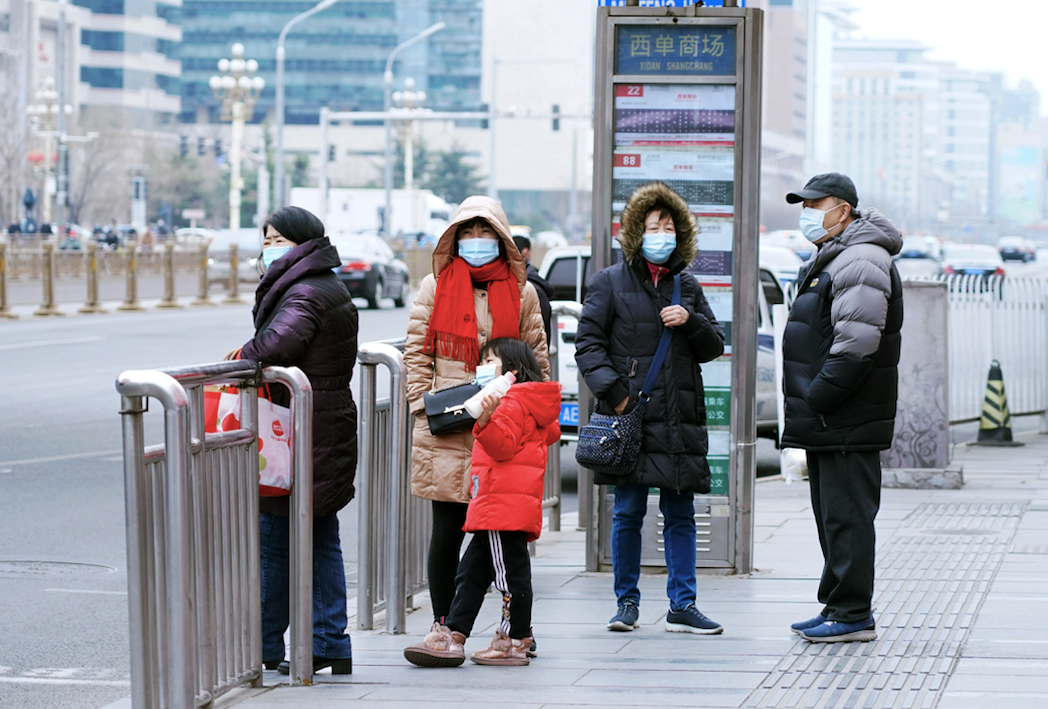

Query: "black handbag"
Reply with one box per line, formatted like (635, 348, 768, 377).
(423, 381, 482, 435)
(575, 274, 680, 477)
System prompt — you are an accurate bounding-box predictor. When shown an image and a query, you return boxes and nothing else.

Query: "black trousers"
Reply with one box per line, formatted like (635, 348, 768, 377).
(445, 530, 533, 640)
(428, 500, 468, 622)
(806, 450, 881, 624)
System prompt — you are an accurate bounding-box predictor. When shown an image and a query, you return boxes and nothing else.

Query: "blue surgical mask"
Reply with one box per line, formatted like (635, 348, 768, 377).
(641, 232, 677, 264)
(799, 204, 846, 244)
(475, 362, 498, 386)
(458, 238, 500, 267)
(262, 245, 293, 270)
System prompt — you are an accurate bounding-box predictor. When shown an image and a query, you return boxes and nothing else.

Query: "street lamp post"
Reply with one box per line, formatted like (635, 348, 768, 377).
(209, 43, 265, 230)
(391, 79, 427, 192)
(383, 21, 445, 237)
(26, 76, 71, 227)
(275, 0, 342, 211)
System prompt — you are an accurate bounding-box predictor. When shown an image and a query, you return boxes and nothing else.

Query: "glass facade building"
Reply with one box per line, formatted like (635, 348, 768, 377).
(178, 0, 482, 125)
(73, 0, 183, 118)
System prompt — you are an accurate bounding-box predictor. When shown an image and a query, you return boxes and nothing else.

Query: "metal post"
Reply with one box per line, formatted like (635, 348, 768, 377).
(0, 242, 18, 319)
(192, 244, 215, 306)
(275, 44, 285, 208)
(115, 370, 196, 709)
(319, 106, 329, 223)
(78, 240, 106, 313)
(263, 367, 313, 685)
(55, 0, 68, 239)
(732, 7, 763, 576)
(230, 101, 244, 231)
(157, 241, 181, 309)
(383, 22, 447, 237)
(356, 342, 410, 633)
(119, 393, 151, 709)
(222, 244, 242, 304)
(33, 241, 63, 316)
(118, 241, 144, 311)
(487, 59, 498, 199)
(356, 361, 377, 630)
(547, 309, 562, 532)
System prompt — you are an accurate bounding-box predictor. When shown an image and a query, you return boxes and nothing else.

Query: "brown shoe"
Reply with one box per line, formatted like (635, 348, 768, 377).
(470, 631, 530, 666)
(403, 623, 466, 667)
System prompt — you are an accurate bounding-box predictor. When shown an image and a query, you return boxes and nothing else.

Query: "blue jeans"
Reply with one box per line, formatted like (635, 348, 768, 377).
(612, 483, 697, 612)
(260, 512, 352, 661)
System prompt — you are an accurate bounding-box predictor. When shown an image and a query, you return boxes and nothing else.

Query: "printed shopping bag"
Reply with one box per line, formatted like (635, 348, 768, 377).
(203, 385, 293, 496)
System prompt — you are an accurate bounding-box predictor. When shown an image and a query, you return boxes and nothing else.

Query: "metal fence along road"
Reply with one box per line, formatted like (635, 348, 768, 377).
(935, 275, 1048, 424)
(116, 360, 315, 708)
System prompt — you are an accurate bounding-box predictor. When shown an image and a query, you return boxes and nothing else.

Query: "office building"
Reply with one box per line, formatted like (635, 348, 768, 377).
(177, 0, 482, 125)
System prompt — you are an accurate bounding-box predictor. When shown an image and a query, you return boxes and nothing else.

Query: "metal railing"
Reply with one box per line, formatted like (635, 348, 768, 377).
(355, 319, 578, 632)
(542, 301, 584, 532)
(356, 339, 427, 634)
(0, 237, 242, 311)
(116, 360, 315, 708)
(930, 275, 1048, 423)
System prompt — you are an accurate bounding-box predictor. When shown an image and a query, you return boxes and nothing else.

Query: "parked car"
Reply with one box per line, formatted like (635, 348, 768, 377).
(894, 236, 943, 278)
(758, 243, 804, 286)
(205, 228, 262, 287)
(762, 229, 815, 262)
(538, 245, 785, 442)
(996, 236, 1035, 262)
(941, 243, 1006, 277)
(328, 232, 411, 309)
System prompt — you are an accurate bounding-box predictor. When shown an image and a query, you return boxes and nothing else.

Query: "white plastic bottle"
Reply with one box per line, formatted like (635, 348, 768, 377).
(464, 371, 516, 418)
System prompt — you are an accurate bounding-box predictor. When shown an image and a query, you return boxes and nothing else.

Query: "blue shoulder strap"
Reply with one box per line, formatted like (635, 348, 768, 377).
(639, 274, 681, 400)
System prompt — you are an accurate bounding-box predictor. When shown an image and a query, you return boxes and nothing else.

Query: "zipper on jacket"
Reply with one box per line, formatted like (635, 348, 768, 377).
(819, 414, 827, 428)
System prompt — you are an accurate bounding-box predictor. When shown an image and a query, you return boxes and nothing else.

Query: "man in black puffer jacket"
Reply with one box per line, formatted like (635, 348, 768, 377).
(575, 182, 725, 636)
(781, 173, 903, 644)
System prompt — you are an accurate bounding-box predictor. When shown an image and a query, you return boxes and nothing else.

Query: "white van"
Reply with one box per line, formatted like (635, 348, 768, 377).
(538, 246, 786, 442)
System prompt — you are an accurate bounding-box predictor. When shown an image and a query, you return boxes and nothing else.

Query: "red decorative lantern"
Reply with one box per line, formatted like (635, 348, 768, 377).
(27, 149, 44, 166)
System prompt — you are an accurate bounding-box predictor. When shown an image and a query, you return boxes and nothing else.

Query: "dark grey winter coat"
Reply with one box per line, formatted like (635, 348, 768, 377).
(574, 182, 725, 493)
(781, 209, 904, 451)
(240, 237, 360, 517)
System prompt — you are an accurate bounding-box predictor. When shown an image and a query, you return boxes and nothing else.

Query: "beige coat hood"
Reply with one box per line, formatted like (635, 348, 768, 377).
(432, 195, 527, 287)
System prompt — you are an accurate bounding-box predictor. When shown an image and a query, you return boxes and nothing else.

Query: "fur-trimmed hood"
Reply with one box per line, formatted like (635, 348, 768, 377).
(432, 195, 527, 287)
(618, 181, 697, 265)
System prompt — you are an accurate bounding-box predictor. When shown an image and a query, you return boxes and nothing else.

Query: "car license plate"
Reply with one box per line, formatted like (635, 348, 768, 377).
(560, 402, 579, 427)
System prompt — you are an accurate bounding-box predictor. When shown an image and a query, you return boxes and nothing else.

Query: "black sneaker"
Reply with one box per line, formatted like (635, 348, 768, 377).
(664, 605, 723, 635)
(607, 598, 640, 631)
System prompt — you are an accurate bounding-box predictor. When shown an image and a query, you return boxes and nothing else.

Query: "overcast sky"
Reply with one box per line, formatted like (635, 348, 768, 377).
(845, 0, 1046, 105)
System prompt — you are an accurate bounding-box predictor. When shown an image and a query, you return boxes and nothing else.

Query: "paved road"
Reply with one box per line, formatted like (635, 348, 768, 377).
(0, 295, 410, 709)
(0, 288, 775, 709)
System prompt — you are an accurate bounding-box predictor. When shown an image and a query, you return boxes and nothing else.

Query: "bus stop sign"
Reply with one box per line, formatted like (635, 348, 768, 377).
(586, 2, 763, 574)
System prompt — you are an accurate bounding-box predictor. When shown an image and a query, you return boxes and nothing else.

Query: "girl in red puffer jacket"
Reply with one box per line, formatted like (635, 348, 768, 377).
(404, 338, 561, 668)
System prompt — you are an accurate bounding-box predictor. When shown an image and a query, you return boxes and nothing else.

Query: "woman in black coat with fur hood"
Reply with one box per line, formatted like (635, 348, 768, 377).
(575, 181, 725, 636)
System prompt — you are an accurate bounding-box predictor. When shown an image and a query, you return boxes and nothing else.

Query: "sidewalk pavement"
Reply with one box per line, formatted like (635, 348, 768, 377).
(125, 431, 1048, 709)
(3, 294, 250, 319)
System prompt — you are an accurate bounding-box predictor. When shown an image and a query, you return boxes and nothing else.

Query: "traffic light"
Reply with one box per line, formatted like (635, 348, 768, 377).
(197, 137, 206, 156)
(480, 103, 489, 130)
(179, 135, 188, 158)
(328, 145, 336, 162)
(552, 104, 560, 132)
(214, 139, 222, 159)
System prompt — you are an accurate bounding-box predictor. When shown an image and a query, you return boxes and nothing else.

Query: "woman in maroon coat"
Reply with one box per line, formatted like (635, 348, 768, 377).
(239, 206, 357, 675)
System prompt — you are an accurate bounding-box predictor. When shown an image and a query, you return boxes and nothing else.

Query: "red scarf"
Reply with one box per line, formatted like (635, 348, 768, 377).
(424, 256, 521, 370)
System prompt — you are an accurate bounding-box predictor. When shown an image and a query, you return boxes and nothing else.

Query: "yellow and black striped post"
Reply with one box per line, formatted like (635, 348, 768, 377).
(973, 359, 1024, 447)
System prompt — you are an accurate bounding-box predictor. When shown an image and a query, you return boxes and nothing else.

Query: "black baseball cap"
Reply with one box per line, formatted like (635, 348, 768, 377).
(786, 172, 859, 208)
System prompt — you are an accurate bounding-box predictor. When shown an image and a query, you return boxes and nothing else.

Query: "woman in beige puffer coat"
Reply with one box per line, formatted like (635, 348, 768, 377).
(405, 195, 550, 625)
